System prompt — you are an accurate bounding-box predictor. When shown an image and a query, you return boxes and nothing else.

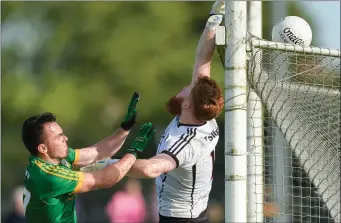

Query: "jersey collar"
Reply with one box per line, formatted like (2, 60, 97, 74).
(176, 116, 207, 127)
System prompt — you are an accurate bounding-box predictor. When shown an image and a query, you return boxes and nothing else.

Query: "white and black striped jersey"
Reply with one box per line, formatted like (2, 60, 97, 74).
(156, 116, 219, 219)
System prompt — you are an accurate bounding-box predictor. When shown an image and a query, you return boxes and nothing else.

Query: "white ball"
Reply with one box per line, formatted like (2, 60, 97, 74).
(272, 16, 312, 47)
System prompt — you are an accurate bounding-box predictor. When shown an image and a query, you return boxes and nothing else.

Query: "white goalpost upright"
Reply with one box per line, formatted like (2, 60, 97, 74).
(224, 1, 248, 222)
(246, 1, 263, 222)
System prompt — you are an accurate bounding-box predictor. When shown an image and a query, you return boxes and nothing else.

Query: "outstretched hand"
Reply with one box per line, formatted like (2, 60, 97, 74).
(125, 122, 156, 158)
(120, 92, 140, 131)
(206, 1, 225, 31)
(210, 1, 225, 16)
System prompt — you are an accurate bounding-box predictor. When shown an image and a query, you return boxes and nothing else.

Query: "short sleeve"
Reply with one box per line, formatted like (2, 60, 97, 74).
(34, 160, 84, 198)
(160, 129, 200, 168)
(65, 148, 80, 165)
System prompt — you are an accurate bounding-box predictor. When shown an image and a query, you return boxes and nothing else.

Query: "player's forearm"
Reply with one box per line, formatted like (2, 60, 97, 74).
(99, 153, 136, 187)
(191, 27, 216, 82)
(127, 159, 152, 178)
(93, 128, 129, 161)
(127, 159, 161, 179)
(75, 128, 129, 167)
(82, 158, 160, 178)
(195, 27, 216, 65)
(77, 153, 136, 193)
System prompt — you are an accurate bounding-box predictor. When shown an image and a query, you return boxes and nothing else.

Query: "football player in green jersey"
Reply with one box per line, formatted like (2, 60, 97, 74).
(21, 92, 156, 223)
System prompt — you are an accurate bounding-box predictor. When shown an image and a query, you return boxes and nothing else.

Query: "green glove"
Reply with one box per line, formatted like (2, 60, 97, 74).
(120, 92, 140, 131)
(125, 122, 156, 158)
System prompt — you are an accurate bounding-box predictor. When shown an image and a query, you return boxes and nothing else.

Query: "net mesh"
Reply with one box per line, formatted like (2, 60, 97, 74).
(247, 40, 340, 223)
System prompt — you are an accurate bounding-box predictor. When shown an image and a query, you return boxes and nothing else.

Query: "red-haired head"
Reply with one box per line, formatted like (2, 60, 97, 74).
(166, 76, 224, 122)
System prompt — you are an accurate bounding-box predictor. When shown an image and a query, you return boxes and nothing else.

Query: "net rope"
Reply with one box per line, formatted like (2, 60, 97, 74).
(247, 40, 340, 222)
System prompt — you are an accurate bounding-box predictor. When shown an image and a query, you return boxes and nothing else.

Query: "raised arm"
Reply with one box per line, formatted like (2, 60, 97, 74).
(190, 1, 225, 87)
(74, 92, 140, 167)
(75, 122, 156, 193)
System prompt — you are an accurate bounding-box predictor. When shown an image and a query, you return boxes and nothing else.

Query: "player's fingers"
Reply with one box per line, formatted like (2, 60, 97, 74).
(140, 123, 147, 135)
(150, 129, 156, 139)
(127, 92, 140, 111)
(146, 125, 156, 139)
(145, 122, 153, 136)
(211, 1, 225, 15)
(131, 92, 140, 107)
(140, 122, 151, 135)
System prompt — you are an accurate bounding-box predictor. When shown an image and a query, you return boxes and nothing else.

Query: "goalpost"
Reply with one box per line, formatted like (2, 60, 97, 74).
(217, 1, 340, 222)
(246, 2, 263, 222)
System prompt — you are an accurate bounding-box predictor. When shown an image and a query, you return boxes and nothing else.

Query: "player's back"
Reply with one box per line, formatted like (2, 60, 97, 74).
(24, 154, 82, 223)
(156, 116, 219, 219)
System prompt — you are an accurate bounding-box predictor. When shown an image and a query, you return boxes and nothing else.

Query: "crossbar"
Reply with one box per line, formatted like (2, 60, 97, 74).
(252, 39, 340, 58)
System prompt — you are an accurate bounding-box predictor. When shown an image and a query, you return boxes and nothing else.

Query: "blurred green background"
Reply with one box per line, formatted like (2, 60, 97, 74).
(1, 1, 321, 222)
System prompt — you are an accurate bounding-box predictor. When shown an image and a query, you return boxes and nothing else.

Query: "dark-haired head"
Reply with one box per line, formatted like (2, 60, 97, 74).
(22, 112, 69, 159)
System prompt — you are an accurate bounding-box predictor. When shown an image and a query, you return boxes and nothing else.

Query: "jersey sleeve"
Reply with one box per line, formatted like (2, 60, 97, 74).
(161, 128, 200, 168)
(34, 160, 84, 198)
(65, 148, 80, 165)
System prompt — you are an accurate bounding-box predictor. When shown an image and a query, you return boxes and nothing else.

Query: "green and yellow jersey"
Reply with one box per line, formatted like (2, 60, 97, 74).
(23, 148, 84, 223)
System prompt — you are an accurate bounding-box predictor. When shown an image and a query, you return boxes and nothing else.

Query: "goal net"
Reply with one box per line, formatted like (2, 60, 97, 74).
(247, 38, 340, 223)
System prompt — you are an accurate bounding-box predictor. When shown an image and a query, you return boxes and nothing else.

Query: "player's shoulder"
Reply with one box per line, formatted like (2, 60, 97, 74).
(161, 117, 219, 146)
(167, 117, 218, 138)
(191, 119, 219, 145)
(197, 118, 218, 132)
(29, 156, 78, 183)
(204, 118, 218, 129)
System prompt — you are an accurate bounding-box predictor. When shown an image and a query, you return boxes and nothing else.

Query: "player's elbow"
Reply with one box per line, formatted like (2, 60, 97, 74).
(142, 165, 162, 178)
(142, 169, 156, 178)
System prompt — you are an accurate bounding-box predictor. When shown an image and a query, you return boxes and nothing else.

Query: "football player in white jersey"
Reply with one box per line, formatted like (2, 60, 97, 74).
(80, 2, 225, 223)
(126, 2, 225, 223)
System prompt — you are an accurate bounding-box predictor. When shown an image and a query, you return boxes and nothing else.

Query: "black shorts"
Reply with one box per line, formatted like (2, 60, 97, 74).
(159, 209, 208, 223)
